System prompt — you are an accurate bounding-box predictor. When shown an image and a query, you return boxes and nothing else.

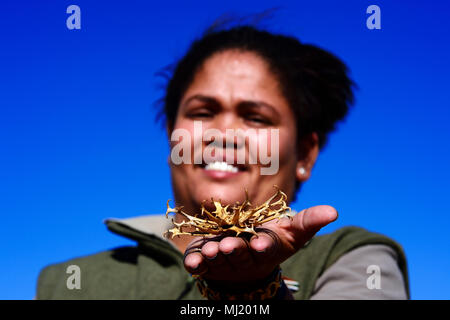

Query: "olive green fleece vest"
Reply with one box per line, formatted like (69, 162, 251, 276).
(36, 223, 410, 300)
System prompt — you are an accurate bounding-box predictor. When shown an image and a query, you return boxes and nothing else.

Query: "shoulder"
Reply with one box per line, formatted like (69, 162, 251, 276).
(310, 226, 408, 271)
(36, 246, 139, 299)
(311, 244, 408, 299)
(281, 226, 409, 299)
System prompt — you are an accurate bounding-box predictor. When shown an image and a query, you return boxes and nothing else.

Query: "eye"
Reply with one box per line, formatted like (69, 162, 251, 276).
(186, 108, 214, 119)
(245, 114, 272, 126)
(191, 112, 212, 118)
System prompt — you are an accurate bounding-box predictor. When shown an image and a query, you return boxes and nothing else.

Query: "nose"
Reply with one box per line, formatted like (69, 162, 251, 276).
(204, 113, 244, 149)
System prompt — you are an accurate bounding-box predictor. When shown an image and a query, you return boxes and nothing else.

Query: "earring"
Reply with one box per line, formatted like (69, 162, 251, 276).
(298, 167, 306, 175)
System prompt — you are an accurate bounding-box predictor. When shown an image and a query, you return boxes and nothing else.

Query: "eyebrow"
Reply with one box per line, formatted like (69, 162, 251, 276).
(181, 94, 281, 117)
(181, 95, 219, 109)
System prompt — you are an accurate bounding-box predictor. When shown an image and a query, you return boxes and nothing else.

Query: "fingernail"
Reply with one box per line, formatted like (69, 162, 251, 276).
(255, 248, 266, 253)
(206, 254, 217, 260)
(223, 249, 234, 255)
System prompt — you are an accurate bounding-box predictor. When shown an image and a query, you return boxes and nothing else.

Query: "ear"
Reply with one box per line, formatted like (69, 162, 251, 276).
(296, 132, 319, 183)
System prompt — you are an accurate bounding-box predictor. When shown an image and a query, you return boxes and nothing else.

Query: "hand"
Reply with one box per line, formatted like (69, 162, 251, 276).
(183, 205, 338, 285)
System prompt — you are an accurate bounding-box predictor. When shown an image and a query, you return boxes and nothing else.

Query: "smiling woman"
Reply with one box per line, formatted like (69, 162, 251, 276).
(36, 21, 410, 300)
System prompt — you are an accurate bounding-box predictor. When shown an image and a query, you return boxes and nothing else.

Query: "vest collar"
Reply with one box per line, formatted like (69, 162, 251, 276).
(103, 214, 179, 250)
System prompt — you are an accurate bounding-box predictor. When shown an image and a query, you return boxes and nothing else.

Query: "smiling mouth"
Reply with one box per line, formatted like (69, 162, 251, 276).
(198, 161, 248, 173)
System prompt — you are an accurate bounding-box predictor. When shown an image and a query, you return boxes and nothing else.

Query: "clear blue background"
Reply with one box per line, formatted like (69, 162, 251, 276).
(1, 0, 449, 299)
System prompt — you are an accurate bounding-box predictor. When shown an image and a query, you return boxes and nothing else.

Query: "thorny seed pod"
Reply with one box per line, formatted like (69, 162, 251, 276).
(164, 186, 293, 238)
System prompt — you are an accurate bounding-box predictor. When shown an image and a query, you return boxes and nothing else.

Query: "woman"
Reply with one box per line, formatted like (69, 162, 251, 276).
(37, 24, 409, 300)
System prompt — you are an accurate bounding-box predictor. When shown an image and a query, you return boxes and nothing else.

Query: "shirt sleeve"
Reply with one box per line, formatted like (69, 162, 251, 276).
(309, 244, 408, 300)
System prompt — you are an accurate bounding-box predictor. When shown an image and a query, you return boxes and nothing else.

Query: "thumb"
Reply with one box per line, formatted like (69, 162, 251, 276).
(291, 205, 338, 247)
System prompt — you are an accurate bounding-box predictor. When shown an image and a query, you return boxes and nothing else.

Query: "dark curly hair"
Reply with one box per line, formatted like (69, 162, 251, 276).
(156, 21, 356, 150)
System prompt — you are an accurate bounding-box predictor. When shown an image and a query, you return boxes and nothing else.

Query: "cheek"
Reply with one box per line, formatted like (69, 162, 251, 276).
(278, 131, 297, 165)
(172, 119, 194, 138)
(269, 128, 297, 183)
(169, 119, 194, 167)
(253, 128, 296, 164)
(272, 130, 298, 196)
(247, 129, 281, 161)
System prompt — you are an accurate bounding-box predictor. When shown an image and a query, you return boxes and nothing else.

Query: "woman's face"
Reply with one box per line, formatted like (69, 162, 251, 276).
(169, 49, 312, 212)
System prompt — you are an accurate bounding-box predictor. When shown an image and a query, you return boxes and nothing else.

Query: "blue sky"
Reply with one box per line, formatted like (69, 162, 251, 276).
(1, 0, 449, 299)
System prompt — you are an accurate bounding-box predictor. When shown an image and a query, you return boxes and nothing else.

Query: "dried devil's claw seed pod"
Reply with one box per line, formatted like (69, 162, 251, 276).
(164, 186, 292, 238)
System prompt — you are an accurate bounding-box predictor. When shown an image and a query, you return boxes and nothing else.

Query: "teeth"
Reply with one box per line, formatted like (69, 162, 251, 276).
(204, 161, 238, 173)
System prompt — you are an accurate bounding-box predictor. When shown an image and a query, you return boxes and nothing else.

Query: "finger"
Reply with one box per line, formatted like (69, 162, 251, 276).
(201, 241, 227, 267)
(184, 252, 208, 275)
(249, 232, 278, 262)
(292, 205, 338, 244)
(218, 236, 247, 255)
(218, 237, 253, 268)
(297, 205, 338, 231)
